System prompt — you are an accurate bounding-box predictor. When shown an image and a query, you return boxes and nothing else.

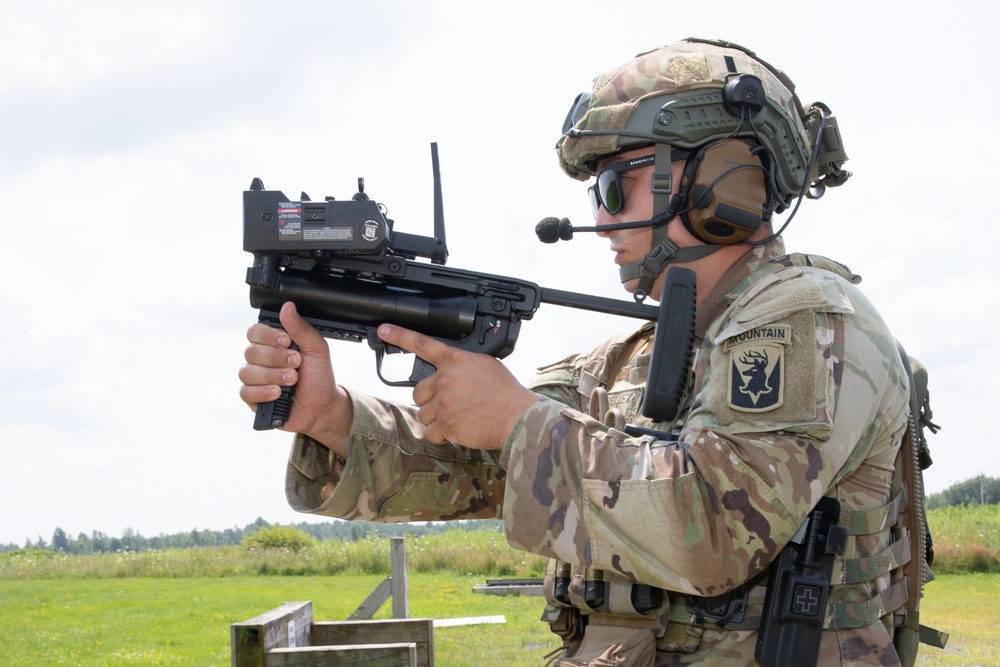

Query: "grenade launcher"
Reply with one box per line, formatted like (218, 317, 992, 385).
(244, 144, 672, 431)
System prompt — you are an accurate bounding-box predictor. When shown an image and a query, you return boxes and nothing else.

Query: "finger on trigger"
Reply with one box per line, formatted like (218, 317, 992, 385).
(379, 324, 442, 362)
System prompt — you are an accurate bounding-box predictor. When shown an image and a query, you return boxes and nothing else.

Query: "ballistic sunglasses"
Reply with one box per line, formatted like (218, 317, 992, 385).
(588, 150, 695, 219)
(587, 154, 656, 218)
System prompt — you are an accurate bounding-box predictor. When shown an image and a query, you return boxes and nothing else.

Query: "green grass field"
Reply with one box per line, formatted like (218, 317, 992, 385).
(0, 573, 560, 666)
(0, 572, 990, 666)
(1, 506, 997, 665)
(911, 573, 997, 667)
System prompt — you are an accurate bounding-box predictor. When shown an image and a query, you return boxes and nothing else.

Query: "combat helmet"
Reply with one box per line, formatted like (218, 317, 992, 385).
(557, 38, 851, 299)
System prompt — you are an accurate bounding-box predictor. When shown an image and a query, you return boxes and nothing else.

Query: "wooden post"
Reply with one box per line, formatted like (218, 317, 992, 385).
(231, 600, 313, 667)
(349, 537, 409, 621)
(390, 537, 408, 619)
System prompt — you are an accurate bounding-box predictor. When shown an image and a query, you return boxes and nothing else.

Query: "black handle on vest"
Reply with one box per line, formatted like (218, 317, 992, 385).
(641, 266, 697, 423)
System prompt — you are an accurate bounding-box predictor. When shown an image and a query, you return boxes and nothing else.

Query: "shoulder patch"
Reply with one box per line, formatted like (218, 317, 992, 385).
(726, 325, 789, 412)
(706, 309, 822, 430)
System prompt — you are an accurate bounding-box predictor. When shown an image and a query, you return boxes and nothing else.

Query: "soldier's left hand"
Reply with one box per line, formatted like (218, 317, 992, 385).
(377, 324, 539, 448)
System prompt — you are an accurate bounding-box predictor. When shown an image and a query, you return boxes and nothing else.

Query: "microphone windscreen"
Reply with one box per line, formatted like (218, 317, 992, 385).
(536, 217, 572, 243)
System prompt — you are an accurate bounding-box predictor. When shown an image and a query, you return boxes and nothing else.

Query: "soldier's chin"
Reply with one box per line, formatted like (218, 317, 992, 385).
(622, 278, 640, 295)
(621, 277, 662, 303)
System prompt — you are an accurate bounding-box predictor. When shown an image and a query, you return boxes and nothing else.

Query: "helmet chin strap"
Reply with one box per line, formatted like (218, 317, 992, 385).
(620, 240, 721, 302)
(619, 143, 723, 302)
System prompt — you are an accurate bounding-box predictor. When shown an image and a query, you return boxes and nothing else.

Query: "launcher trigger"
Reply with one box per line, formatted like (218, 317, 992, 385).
(372, 338, 437, 388)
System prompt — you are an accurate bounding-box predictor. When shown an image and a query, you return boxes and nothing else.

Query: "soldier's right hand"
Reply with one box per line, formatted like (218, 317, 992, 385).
(239, 301, 353, 457)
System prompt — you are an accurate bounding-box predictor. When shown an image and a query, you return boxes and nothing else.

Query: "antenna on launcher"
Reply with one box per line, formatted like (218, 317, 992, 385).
(430, 142, 449, 265)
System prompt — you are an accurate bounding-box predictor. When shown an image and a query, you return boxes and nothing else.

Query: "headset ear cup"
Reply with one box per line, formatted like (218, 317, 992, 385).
(680, 141, 768, 244)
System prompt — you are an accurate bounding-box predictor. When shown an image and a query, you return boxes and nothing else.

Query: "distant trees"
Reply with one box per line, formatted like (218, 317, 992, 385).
(927, 475, 1000, 509)
(5, 476, 1000, 556)
(0, 518, 503, 554)
(4, 473, 999, 557)
(51, 528, 70, 552)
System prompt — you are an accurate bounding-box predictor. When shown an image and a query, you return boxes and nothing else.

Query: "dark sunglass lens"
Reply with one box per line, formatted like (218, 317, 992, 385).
(597, 169, 622, 214)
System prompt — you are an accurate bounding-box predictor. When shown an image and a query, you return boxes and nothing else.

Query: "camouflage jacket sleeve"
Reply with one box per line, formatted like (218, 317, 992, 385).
(285, 388, 506, 522)
(500, 259, 909, 597)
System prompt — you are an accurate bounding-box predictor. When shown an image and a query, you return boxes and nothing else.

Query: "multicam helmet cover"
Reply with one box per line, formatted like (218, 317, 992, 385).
(556, 38, 849, 207)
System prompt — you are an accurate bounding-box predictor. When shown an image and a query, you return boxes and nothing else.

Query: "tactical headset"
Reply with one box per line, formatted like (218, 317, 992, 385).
(630, 64, 845, 246)
(677, 126, 769, 245)
(675, 72, 803, 246)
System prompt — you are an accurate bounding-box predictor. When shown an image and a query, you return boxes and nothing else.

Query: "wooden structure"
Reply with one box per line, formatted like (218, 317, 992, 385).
(231, 537, 517, 665)
(231, 538, 432, 666)
(347, 536, 409, 620)
(231, 600, 433, 666)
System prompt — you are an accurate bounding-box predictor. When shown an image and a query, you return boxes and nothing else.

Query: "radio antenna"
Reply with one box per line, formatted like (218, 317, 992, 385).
(430, 142, 449, 265)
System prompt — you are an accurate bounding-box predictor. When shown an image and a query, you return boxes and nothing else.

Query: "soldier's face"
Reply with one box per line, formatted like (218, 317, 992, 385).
(594, 148, 701, 296)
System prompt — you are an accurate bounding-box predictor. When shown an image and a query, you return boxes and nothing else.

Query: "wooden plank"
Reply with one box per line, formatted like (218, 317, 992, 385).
(433, 615, 506, 628)
(484, 578, 544, 587)
(231, 601, 313, 667)
(348, 576, 392, 621)
(265, 643, 417, 667)
(311, 619, 433, 667)
(472, 582, 543, 596)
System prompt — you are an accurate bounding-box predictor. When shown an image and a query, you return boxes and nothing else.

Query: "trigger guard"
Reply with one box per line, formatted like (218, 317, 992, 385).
(373, 342, 436, 387)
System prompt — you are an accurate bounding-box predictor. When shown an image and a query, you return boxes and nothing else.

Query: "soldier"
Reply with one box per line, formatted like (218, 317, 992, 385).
(241, 39, 928, 666)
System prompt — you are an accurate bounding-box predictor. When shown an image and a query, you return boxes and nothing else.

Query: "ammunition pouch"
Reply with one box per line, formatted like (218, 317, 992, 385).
(545, 560, 662, 620)
(543, 567, 769, 657)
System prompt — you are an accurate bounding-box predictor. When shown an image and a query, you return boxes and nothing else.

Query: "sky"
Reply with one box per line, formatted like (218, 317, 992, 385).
(2, 0, 998, 546)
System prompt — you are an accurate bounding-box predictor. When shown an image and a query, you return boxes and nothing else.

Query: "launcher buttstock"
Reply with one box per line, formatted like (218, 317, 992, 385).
(641, 266, 697, 423)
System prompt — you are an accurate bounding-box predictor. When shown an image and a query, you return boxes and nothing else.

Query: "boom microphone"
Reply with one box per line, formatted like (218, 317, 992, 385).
(535, 217, 574, 243)
(535, 208, 677, 244)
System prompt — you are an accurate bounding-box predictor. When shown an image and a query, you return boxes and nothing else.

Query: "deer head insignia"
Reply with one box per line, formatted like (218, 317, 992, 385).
(729, 344, 783, 411)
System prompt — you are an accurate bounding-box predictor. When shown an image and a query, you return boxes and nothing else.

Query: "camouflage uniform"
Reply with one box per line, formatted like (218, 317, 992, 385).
(285, 237, 912, 666)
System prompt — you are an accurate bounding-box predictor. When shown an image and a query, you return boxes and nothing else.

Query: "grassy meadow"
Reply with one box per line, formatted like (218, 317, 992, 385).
(1, 505, 997, 665)
(0, 574, 561, 666)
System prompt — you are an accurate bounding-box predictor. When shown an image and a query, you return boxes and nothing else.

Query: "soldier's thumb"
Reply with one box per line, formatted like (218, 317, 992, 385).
(278, 301, 327, 355)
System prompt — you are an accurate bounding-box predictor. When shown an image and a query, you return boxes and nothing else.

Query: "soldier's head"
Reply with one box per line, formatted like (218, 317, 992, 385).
(556, 38, 850, 299)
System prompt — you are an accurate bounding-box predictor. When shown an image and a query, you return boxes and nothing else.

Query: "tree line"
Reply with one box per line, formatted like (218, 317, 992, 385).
(926, 474, 1000, 509)
(2, 516, 503, 554)
(5, 475, 997, 555)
